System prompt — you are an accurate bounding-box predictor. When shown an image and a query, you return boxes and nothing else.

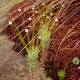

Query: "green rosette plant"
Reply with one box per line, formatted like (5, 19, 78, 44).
(58, 70, 66, 80)
(39, 25, 51, 64)
(26, 46, 40, 75)
(40, 26, 51, 48)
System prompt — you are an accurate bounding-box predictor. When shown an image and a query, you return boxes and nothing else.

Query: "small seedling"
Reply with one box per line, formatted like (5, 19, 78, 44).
(72, 57, 79, 65)
(20, 73, 24, 77)
(58, 70, 66, 80)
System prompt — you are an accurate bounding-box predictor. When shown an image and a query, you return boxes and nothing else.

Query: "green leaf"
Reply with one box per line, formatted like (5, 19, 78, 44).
(58, 70, 66, 80)
(72, 57, 79, 65)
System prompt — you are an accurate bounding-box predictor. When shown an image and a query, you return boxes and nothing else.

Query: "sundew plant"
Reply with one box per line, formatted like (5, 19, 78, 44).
(0, 0, 80, 79)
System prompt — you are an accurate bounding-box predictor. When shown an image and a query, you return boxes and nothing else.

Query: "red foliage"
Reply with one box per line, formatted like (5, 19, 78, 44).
(4, 0, 80, 80)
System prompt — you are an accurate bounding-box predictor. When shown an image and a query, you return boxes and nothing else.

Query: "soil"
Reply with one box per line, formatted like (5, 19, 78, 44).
(2, 0, 80, 80)
(0, 34, 52, 80)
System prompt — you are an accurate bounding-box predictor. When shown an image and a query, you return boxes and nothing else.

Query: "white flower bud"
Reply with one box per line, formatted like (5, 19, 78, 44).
(32, 6, 35, 8)
(43, 14, 45, 16)
(35, 11, 38, 13)
(32, 7, 34, 10)
(76, 43, 78, 45)
(78, 67, 80, 69)
(50, 13, 53, 15)
(38, 36, 41, 39)
(36, 4, 38, 5)
(32, 14, 35, 16)
(25, 29, 28, 32)
(18, 9, 21, 12)
(29, 17, 32, 20)
(47, 16, 49, 19)
(41, 22, 43, 24)
(9, 21, 12, 24)
(42, 3, 45, 6)
(62, 4, 64, 7)
(55, 18, 58, 22)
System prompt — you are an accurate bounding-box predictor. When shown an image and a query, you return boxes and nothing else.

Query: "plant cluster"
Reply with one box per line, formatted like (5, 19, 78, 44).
(0, 0, 80, 80)
(39, 25, 51, 64)
(26, 46, 40, 75)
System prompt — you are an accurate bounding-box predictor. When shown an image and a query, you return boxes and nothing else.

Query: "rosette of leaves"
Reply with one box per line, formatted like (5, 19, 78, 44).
(58, 70, 66, 80)
(39, 25, 51, 48)
(39, 25, 51, 63)
(26, 46, 40, 75)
